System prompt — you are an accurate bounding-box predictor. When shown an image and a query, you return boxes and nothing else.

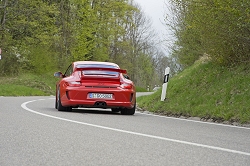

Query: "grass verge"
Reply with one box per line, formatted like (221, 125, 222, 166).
(136, 86, 148, 92)
(0, 72, 57, 96)
(137, 60, 250, 124)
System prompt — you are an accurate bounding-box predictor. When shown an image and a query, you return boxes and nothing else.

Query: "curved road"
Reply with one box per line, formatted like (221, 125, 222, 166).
(1, 94, 250, 166)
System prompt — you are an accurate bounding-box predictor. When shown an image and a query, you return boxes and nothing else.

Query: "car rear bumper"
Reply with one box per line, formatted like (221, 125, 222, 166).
(61, 87, 136, 108)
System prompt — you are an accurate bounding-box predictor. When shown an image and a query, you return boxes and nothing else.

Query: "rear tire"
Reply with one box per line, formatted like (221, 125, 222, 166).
(55, 98, 58, 109)
(57, 87, 72, 112)
(55, 100, 58, 109)
(121, 103, 136, 115)
(55, 90, 58, 109)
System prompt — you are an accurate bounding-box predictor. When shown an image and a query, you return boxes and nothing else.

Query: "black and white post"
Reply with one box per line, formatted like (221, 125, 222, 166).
(161, 67, 170, 101)
(0, 48, 2, 60)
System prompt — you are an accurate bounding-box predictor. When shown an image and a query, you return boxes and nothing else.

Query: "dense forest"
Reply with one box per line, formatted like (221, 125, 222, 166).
(0, 0, 172, 89)
(166, 0, 250, 68)
(0, 0, 249, 89)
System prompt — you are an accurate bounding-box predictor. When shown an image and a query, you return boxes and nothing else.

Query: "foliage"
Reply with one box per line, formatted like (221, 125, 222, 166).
(0, 0, 60, 73)
(0, 0, 170, 88)
(167, 0, 250, 67)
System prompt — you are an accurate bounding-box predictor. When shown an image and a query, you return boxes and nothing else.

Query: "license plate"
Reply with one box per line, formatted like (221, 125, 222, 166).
(89, 93, 113, 99)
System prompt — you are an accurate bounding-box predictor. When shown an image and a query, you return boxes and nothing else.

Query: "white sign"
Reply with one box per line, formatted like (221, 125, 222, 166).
(161, 67, 170, 101)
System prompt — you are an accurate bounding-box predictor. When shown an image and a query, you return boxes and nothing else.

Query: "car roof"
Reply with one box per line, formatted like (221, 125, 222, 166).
(73, 61, 119, 68)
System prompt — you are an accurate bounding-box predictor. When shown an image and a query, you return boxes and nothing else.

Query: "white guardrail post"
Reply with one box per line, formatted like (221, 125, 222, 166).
(161, 67, 170, 101)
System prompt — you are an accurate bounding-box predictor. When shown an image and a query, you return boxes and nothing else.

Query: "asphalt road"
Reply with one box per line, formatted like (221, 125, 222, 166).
(1, 94, 250, 166)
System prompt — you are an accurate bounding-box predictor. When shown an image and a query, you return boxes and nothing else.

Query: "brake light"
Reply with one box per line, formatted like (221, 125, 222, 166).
(65, 81, 81, 87)
(121, 83, 132, 89)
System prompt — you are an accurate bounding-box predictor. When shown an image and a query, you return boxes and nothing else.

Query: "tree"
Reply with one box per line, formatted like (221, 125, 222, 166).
(0, 0, 169, 90)
(0, 0, 59, 75)
(166, 0, 250, 67)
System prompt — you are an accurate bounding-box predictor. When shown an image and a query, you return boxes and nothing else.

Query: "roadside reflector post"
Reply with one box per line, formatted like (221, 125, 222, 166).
(161, 67, 170, 101)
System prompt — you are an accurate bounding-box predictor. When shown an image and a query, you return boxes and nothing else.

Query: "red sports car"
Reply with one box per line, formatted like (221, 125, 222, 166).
(54, 61, 136, 115)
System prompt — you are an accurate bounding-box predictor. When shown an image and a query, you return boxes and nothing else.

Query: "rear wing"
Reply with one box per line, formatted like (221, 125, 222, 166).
(75, 67, 127, 74)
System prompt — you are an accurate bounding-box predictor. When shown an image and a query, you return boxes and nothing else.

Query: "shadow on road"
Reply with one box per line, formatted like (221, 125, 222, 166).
(72, 108, 121, 115)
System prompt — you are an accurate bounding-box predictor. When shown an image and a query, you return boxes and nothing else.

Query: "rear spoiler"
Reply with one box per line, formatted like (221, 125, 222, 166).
(75, 67, 127, 74)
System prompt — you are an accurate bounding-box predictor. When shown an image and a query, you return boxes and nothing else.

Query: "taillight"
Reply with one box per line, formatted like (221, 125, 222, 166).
(121, 83, 132, 89)
(65, 81, 81, 87)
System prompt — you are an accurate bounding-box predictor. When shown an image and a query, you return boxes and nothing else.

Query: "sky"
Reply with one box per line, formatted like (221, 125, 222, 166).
(133, 0, 172, 54)
(133, 0, 167, 37)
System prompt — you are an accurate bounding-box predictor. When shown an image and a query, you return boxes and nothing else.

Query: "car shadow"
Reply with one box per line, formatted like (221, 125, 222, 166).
(71, 108, 121, 115)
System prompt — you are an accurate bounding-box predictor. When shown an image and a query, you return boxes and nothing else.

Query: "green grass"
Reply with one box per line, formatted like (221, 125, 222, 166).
(0, 84, 47, 96)
(137, 60, 250, 124)
(0, 72, 57, 96)
(136, 86, 148, 92)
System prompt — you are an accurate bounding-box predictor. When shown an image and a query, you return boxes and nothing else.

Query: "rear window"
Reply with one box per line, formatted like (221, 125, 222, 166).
(76, 64, 118, 69)
(76, 64, 119, 77)
(83, 70, 119, 77)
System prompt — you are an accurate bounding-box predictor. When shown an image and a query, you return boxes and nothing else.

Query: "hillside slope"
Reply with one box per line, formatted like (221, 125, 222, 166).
(137, 59, 250, 124)
(0, 73, 56, 96)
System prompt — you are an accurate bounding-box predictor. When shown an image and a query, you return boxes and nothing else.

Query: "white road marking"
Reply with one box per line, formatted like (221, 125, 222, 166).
(136, 112, 250, 130)
(48, 96, 250, 130)
(21, 98, 250, 156)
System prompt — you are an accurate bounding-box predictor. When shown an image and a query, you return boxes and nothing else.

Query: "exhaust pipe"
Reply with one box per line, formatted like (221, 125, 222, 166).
(94, 101, 107, 108)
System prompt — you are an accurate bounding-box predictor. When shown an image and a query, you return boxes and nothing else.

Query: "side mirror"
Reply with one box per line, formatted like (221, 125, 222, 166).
(123, 74, 130, 80)
(54, 72, 63, 78)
